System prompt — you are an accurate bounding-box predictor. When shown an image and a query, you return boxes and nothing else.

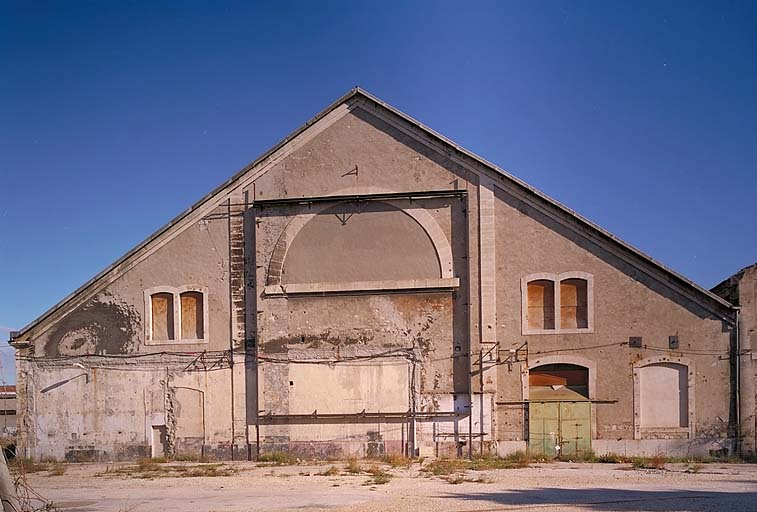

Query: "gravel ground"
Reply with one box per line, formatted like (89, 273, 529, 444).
(20, 461, 757, 512)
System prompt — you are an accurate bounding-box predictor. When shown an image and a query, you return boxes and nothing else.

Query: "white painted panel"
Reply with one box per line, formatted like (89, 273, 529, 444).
(288, 361, 409, 414)
(639, 363, 688, 428)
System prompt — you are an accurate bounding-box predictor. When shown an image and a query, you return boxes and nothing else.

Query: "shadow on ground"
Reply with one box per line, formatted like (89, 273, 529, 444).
(440, 487, 757, 511)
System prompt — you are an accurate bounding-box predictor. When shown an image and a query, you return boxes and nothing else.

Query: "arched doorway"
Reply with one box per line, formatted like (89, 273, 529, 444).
(528, 363, 591, 458)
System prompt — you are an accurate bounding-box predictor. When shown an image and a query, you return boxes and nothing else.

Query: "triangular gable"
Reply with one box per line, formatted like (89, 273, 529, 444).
(10, 87, 734, 344)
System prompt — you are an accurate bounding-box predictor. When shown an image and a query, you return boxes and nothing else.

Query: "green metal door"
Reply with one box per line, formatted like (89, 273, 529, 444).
(528, 402, 560, 457)
(528, 401, 591, 458)
(559, 401, 591, 458)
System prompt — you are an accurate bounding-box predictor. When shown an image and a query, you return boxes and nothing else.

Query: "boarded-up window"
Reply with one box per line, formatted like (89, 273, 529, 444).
(151, 293, 174, 340)
(639, 363, 688, 428)
(560, 279, 588, 329)
(527, 280, 555, 330)
(180, 291, 204, 340)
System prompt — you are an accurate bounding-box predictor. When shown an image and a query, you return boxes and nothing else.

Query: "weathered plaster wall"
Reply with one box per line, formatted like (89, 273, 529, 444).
(714, 264, 757, 456)
(14, 96, 738, 461)
(247, 106, 476, 457)
(33, 211, 232, 357)
(17, 206, 239, 460)
(740, 266, 757, 456)
(493, 187, 733, 456)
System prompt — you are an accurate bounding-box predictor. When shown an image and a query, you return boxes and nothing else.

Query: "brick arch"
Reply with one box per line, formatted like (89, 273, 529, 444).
(265, 187, 454, 286)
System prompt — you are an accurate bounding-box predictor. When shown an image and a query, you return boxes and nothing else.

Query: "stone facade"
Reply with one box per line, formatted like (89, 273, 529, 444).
(9, 89, 747, 461)
(712, 263, 757, 457)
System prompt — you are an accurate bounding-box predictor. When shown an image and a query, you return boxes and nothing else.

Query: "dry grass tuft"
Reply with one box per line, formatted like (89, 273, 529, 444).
(345, 458, 362, 474)
(366, 464, 391, 485)
(9, 457, 50, 474)
(423, 452, 536, 477)
(48, 464, 67, 476)
(377, 453, 412, 468)
(321, 465, 340, 476)
(631, 454, 668, 470)
(97, 461, 234, 479)
(257, 451, 298, 466)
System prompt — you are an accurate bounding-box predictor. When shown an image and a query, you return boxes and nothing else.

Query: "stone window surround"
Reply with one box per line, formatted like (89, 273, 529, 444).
(144, 285, 209, 345)
(632, 355, 696, 440)
(520, 271, 595, 335)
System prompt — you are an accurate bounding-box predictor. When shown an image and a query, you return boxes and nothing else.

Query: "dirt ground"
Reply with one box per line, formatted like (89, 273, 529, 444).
(20, 460, 757, 512)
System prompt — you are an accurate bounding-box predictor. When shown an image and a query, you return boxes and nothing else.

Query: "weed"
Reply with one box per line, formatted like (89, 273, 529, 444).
(366, 464, 391, 485)
(173, 454, 209, 463)
(9, 457, 49, 474)
(257, 451, 298, 465)
(321, 466, 340, 476)
(378, 453, 412, 468)
(97, 461, 233, 479)
(48, 464, 67, 476)
(345, 458, 361, 474)
(594, 453, 630, 463)
(447, 474, 465, 484)
(686, 462, 704, 474)
(179, 464, 235, 478)
(631, 454, 668, 470)
(422, 458, 469, 476)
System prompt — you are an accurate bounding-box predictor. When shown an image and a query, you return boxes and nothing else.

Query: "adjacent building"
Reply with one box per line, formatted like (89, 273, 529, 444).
(8, 89, 751, 461)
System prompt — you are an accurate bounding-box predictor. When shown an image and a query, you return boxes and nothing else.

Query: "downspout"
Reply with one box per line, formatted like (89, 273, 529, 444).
(734, 306, 741, 457)
(464, 188, 473, 460)
(227, 198, 236, 460)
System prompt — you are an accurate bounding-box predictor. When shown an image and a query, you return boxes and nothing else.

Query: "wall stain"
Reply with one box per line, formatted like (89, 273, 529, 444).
(45, 293, 141, 357)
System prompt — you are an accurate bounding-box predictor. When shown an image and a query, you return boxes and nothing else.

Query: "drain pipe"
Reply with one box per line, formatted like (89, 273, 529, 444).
(734, 306, 741, 457)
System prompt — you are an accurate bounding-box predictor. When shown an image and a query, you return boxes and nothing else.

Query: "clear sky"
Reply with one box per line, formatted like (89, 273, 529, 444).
(1, 1, 756, 383)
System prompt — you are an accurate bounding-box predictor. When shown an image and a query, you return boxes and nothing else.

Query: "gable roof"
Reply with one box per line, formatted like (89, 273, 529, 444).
(9, 87, 735, 344)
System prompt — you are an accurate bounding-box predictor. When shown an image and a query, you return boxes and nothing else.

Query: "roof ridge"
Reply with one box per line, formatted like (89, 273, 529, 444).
(9, 87, 735, 342)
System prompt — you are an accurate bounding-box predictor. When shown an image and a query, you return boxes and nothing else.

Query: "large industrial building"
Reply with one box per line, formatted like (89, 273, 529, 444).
(8, 89, 755, 461)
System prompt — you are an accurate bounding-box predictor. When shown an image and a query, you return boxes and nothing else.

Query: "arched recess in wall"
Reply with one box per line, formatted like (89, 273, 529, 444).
(633, 356, 695, 440)
(522, 354, 597, 402)
(265, 198, 455, 292)
(522, 354, 598, 440)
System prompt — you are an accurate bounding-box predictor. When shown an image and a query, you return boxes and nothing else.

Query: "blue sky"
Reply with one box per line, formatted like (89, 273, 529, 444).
(1, 1, 756, 383)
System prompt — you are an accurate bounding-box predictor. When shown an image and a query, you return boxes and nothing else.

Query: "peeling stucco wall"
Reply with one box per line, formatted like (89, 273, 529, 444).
(13, 98, 740, 461)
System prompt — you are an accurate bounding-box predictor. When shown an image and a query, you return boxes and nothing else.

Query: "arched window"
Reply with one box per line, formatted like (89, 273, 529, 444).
(145, 286, 208, 344)
(527, 280, 555, 330)
(150, 292, 174, 341)
(180, 291, 204, 340)
(521, 272, 593, 334)
(560, 278, 588, 329)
